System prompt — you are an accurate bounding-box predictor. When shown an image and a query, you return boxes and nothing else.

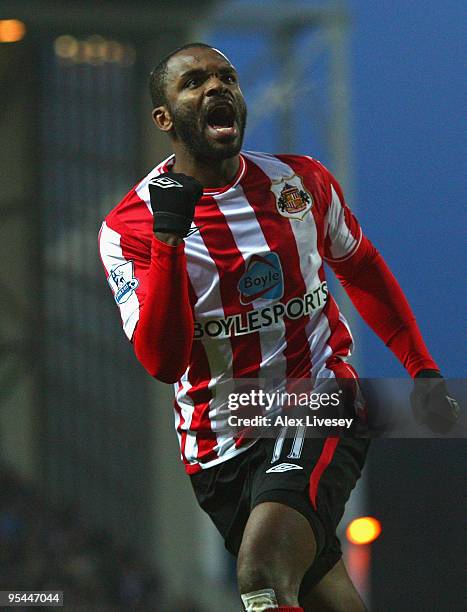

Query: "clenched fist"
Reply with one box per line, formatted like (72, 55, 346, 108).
(149, 172, 203, 238)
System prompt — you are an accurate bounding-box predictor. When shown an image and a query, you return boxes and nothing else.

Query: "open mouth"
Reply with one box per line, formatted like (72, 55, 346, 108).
(205, 103, 238, 139)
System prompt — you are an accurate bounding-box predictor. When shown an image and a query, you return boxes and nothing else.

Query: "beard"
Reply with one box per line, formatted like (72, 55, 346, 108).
(168, 97, 247, 161)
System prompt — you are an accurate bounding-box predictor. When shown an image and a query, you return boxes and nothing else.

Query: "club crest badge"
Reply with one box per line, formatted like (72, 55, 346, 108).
(271, 175, 313, 220)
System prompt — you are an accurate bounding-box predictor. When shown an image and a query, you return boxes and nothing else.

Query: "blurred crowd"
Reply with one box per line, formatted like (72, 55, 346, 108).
(0, 467, 203, 611)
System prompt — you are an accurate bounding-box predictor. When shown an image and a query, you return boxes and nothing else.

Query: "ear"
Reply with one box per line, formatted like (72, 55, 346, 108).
(152, 106, 173, 132)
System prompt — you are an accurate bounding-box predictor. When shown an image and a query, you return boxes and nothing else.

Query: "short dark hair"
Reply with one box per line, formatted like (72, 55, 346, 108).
(148, 42, 215, 108)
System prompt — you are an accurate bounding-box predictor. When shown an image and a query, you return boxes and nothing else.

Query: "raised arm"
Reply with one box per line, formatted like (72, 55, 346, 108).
(98, 172, 202, 383)
(133, 236, 194, 382)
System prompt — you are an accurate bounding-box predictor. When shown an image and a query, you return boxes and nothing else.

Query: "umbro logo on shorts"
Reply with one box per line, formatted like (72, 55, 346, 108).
(266, 463, 303, 473)
(149, 176, 183, 189)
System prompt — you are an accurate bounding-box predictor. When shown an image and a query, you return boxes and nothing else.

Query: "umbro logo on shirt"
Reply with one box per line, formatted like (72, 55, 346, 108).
(266, 463, 303, 473)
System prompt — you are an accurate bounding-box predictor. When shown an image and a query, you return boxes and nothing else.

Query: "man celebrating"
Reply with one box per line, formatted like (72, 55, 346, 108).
(99, 44, 458, 611)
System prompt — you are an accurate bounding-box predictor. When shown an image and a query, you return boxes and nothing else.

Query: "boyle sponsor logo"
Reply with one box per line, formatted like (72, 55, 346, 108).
(238, 252, 284, 304)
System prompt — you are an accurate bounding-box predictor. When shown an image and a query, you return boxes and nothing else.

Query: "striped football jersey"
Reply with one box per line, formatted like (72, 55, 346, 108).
(99, 151, 363, 473)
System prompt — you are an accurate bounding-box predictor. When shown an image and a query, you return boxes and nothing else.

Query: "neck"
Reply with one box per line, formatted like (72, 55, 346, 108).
(171, 145, 240, 189)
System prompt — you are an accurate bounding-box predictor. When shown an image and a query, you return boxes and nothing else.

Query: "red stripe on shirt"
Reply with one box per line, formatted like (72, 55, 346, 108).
(241, 157, 313, 379)
(107, 186, 154, 235)
(187, 339, 219, 464)
(194, 195, 263, 379)
(276, 155, 354, 366)
(323, 295, 354, 364)
(181, 276, 219, 464)
(194, 194, 264, 451)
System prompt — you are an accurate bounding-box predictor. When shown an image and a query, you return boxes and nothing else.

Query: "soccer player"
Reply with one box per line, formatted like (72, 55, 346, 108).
(98, 43, 459, 611)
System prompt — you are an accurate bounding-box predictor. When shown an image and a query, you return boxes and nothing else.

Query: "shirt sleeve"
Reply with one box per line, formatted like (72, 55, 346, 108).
(98, 220, 151, 340)
(323, 175, 362, 263)
(322, 172, 439, 377)
(98, 221, 194, 383)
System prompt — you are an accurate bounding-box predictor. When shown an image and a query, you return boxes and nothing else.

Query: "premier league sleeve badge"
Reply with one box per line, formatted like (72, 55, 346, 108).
(107, 261, 139, 305)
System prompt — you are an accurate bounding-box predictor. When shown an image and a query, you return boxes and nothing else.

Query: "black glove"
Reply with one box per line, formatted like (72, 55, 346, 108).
(410, 369, 461, 434)
(149, 172, 203, 238)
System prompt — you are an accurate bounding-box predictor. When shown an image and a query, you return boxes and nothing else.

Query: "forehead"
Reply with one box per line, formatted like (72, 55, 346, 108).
(166, 47, 235, 81)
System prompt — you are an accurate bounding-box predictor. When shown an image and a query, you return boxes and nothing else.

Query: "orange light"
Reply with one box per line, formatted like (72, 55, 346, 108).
(0, 19, 26, 43)
(346, 516, 382, 545)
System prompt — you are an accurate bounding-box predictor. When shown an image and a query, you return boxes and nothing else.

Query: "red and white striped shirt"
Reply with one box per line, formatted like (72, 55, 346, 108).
(99, 151, 438, 473)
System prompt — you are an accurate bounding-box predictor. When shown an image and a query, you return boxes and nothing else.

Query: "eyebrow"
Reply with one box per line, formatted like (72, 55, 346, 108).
(178, 66, 237, 81)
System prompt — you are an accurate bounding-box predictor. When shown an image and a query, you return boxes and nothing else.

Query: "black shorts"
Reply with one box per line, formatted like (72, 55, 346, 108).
(190, 435, 370, 596)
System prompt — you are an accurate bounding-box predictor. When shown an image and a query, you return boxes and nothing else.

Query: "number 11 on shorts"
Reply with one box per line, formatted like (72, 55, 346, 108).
(271, 425, 306, 462)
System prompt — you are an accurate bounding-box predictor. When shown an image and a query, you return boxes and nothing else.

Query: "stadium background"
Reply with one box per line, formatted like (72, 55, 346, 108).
(0, 0, 465, 610)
